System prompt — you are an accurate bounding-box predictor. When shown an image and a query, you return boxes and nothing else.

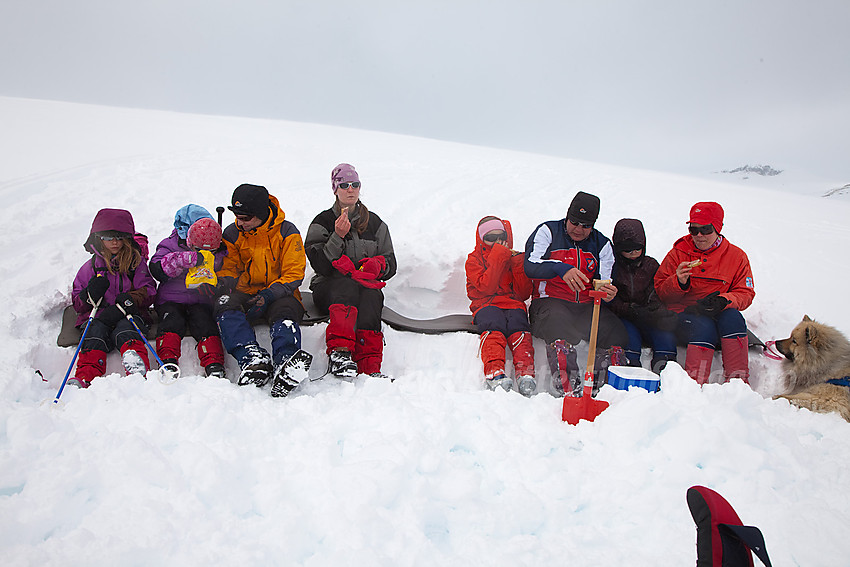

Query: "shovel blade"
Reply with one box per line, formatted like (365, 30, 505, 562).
(562, 395, 610, 425)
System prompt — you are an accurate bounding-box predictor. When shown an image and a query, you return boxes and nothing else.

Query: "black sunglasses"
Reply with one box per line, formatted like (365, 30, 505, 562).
(483, 230, 507, 243)
(235, 214, 254, 221)
(337, 182, 361, 190)
(568, 218, 594, 229)
(688, 224, 715, 236)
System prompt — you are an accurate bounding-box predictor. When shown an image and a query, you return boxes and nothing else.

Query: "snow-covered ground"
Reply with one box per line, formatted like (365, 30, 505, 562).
(1, 97, 849, 566)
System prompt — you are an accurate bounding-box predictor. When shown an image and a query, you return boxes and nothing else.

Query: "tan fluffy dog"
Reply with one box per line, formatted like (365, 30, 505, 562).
(773, 316, 850, 422)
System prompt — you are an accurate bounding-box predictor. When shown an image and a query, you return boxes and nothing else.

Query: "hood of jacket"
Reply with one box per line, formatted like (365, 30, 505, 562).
(612, 218, 647, 266)
(83, 208, 141, 255)
(173, 204, 214, 240)
(612, 218, 646, 251)
(474, 216, 514, 252)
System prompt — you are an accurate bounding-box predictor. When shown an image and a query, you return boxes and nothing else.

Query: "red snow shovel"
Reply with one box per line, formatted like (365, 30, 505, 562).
(562, 288, 610, 424)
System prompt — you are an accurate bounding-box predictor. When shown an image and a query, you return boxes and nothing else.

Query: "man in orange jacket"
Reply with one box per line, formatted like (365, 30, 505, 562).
(654, 201, 755, 385)
(214, 184, 308, 395)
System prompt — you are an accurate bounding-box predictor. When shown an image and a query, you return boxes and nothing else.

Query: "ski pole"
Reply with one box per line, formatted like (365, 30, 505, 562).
(116, 303, 181, 380)
(54, 303, 100, 404)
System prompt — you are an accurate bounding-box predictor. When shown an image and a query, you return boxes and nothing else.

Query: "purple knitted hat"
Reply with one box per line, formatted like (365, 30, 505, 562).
(331, 163, 360, 194)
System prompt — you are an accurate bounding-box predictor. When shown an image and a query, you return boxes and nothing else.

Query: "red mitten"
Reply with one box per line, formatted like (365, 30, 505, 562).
(332, 255, 357, 276)
(357, 256, 386, 279)
(351, 271, 386, 289)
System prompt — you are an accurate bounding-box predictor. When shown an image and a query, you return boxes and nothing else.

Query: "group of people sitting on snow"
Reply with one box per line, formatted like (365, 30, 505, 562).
(67, 164, 754, 399)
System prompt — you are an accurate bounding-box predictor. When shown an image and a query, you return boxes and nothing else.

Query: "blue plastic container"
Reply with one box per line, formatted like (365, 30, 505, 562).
(607, 366, 660, 392)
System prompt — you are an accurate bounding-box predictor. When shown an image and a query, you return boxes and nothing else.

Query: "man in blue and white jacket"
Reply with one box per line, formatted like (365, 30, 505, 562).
(524, 191, 627, 397)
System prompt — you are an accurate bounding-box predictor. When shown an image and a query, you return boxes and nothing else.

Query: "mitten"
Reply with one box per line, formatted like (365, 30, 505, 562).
(215, 277, 237, 296)
(161, 251, 199, 278)
(332, 255, 357, 276)
(245, 288, 275, 319)
(358, 256, 386, 279)
(83, 275, 109, 306)
(115, 292, 139, 317)
(695, 291, 731, 319)
(97, 305, 124, 327)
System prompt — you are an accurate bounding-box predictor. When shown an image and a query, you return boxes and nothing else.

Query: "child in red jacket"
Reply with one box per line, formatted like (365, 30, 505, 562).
(465, 216, 535, 395)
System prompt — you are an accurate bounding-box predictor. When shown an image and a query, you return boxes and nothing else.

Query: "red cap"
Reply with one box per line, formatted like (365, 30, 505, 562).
(688, 202, 724, 233)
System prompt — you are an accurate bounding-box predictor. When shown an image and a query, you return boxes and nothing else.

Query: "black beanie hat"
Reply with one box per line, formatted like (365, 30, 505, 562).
(567, 191, 600, 225)
(228, 184, 270, 222)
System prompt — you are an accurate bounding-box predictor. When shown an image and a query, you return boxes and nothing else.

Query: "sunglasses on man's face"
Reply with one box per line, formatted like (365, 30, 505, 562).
(337, 182, 361, 190)
(688, 224, 715, 236)
(235, 214, 254, 222)
(568, 219, 594, 229)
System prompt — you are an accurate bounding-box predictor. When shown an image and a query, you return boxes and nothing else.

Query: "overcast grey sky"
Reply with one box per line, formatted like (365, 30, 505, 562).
(2, 1, 849, 178)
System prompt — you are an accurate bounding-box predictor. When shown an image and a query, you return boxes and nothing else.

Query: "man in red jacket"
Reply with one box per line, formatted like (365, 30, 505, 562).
(654, 202, 755, 385)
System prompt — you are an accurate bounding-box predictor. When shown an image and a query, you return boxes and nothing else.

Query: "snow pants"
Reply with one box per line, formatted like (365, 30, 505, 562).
(474, 307, 534, 379)
(676, 309, 749, 384)
(529, 297, 627, 349)
(312, 276, 384, 332)
(81, 317, 149, 354)
(155, 301, 219, 341)
(313, 277, 386, 373)
(215, 290, 305, 366)
(621, 318, 678, 373)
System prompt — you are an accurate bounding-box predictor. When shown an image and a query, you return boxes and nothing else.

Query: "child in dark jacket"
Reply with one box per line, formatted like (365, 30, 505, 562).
(607, 218, 678, 373)
(149, 205, 227, 379)
(465, 216, 536, 396)
(69, 208, 157, 387)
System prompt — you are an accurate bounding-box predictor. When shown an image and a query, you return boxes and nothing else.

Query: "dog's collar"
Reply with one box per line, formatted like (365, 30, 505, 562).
(826, 377, 850, 388)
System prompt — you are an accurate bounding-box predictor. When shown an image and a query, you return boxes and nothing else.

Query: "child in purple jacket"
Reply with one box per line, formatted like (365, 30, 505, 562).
(149, 205, 227, 378)
(69, 208, 157, 387)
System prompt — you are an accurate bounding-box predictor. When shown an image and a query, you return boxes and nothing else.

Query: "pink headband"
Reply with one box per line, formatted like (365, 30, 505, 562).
(478, 218, 505, 241)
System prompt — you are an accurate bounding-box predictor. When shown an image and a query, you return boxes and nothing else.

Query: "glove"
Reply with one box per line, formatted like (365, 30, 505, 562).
(245, 288, 275, 319)
(161, 251, 200, 278)
(214, 277, 236, 297)
(695, 291, 731, 319)
(114, 292, 140, 317)
(83, 275, 109, 306)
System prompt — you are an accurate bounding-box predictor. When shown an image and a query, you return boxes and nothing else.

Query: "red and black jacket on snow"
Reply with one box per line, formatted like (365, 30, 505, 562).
(523, 218, 615, 303)
(465, 218, 531, 316)
(654, 234, 755, 313)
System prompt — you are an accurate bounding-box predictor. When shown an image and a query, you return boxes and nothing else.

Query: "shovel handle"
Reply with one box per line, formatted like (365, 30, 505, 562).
(584, 289, 608, 375)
